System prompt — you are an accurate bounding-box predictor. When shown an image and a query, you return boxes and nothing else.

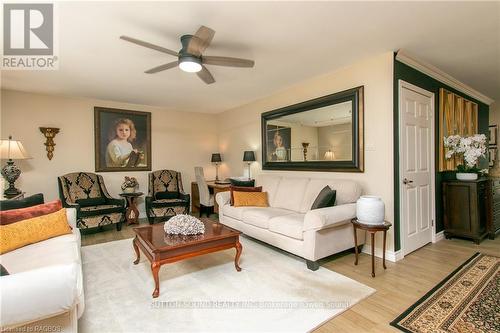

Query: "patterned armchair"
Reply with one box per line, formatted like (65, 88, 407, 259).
(145, 170, 190, 224)
(58, 172, 125, 230)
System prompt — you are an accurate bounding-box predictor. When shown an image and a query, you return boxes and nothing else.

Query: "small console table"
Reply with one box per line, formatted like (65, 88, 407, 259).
(351, 218, 392, 277)
(120, 192, 144, 225)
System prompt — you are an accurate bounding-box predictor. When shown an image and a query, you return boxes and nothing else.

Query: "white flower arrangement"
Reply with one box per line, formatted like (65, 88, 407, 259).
(443, 134, 487, 172)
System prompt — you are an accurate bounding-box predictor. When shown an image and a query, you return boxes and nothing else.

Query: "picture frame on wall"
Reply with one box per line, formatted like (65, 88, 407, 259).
(94, 107, 151, 172)
(489, 147, 497, 167)
(489, 125, 497, 146)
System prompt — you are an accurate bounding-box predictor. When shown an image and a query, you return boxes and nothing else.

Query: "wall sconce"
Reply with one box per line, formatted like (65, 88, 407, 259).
(302, 142, 309, 161)
(39, 127, 60, 160)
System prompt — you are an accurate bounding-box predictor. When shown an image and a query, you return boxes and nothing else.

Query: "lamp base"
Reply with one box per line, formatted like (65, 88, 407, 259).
(1, 160, 22, 199)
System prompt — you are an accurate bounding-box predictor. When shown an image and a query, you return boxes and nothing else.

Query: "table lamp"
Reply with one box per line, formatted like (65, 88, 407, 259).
(211, 153, 222, 181)
(0, 136, 31, 198)
(243, 151, 256, 179)
(324, 150, 335, 160)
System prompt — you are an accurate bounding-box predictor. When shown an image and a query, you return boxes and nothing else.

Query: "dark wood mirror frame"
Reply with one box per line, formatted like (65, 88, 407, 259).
(261, 86, 364, 172)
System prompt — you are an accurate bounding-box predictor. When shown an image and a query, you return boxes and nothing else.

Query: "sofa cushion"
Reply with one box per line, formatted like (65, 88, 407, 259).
(300, 179, 361, 213)
(0, 193, 44, 211)
(230, 186, 262, 205)
(233, 192, 268, 207)
(222, 205, 251, 221)
(0, 200, 62, 225)
(255, 175, 282, 206)
(0, 209, 72, 255)
(242, 207, 295, 229)
(311, 186, 336, 210)
(273, 178, 310, 212)
(268, 213, 305, 240)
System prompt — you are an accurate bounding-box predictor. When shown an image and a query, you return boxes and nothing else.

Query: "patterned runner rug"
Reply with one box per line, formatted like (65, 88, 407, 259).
(391, 253, 499, 333)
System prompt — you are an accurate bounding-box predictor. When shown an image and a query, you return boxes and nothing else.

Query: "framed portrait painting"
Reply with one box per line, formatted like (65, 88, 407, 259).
(266, 124, 291, 162)
(94, 107, 151, 172)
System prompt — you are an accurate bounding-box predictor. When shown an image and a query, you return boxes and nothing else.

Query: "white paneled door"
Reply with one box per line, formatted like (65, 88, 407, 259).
(399, 81, 434, 256)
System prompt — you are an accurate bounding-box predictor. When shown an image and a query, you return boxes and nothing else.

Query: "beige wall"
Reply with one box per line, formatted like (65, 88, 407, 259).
(0, 90, 219, 215)
(318, 123, 352, 160)
(216, 52, 395, 251)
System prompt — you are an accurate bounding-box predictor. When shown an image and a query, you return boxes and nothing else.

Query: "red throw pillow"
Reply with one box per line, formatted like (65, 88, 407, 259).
(230, 186, 262, 206)
(0, 200, 63, 225)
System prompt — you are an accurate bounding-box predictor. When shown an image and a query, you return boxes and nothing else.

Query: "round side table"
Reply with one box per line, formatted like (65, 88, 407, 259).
(120, 192, 144, 225)
(351, 218, 392, 277)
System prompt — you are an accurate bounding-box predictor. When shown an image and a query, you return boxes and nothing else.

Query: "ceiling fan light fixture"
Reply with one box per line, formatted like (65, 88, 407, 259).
(179, 56, 202, 73)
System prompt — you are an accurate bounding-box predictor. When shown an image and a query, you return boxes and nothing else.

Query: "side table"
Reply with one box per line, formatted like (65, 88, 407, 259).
(120, 192, 144, 225)
(351, 218, 392, 277)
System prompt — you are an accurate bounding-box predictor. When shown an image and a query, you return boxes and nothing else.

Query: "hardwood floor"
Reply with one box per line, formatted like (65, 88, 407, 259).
(81, 219, 500, 332)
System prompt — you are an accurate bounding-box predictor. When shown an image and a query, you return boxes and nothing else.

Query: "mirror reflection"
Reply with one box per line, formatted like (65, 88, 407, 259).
(266, 101, 353, 162)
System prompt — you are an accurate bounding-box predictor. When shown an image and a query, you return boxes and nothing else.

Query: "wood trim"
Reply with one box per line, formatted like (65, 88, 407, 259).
(396, 49, 494, 105)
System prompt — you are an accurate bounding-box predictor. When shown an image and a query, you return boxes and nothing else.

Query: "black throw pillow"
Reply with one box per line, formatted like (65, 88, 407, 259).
(0, 193, 44, 211)
(311, 186, 337, 210)
(155, 191, 179, 200)
(76, 197, 107, 207)
(229, 178, 255, 187)
(0, 264, 9, 276)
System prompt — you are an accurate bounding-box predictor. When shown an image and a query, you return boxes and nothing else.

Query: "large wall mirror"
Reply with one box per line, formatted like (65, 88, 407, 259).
(261, 86, 364, 172)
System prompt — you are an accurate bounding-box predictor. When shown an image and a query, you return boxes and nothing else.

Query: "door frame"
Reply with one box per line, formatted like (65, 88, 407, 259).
(398, 79, 437, 257)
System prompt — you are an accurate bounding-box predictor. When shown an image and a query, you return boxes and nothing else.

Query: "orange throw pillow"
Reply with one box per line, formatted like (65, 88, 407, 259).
(0, 200, 62, 225)
(0, 208, 72, 254)
(230, 186, 262, 206)
(233, 191, 269, 207)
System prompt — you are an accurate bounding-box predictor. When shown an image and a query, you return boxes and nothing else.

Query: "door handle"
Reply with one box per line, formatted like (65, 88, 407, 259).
(403, 178, 414, 185)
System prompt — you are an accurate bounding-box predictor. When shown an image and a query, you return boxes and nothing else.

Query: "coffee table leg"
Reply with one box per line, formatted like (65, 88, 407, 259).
(371, 232, 375, 278)
(133, 237, 140, 265)
(383, 230, 387, 270)
(234, 240, 242, 272)
(151, 261, 161, 298)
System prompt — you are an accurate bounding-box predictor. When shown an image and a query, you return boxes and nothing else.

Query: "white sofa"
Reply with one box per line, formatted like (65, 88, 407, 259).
(0, 208, 84, 332)
(217, 175, 365, 270)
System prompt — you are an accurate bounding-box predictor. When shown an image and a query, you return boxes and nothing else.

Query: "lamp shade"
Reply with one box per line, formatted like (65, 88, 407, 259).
(211, 153, 222, 163)
(243, 151, 256, 162)
(324, 150, 335, 160)
(0, 138, 31, 160)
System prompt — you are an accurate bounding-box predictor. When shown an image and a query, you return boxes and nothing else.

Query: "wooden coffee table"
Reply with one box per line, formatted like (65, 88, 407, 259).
(133, 219, 242, 298)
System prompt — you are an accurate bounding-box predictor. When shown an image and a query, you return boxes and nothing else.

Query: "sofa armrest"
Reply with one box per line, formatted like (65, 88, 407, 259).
(303, 203, 356, 231)
(0, 263, 79, 328)
(216, 191, 231, 208)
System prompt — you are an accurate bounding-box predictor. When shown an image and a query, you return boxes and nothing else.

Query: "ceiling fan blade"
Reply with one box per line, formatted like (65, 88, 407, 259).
(197, 65, 215, 84)
(202, 56, 254, 68)
(187, 26, 215, 56)
(144, 61, 178, 74)
(120, 36, 178, 57)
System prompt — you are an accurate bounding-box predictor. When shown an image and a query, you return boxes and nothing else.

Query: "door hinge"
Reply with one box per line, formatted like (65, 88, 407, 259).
(431, 219, 434, 227)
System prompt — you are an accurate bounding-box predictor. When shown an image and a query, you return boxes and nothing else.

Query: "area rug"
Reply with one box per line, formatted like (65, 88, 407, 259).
(79, 236, 375, 333)
(391, 253, 499, 333)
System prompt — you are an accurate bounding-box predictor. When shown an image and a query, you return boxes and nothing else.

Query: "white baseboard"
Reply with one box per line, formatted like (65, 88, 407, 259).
(433, 231, 444, 243)
(361, 246, 403, 262)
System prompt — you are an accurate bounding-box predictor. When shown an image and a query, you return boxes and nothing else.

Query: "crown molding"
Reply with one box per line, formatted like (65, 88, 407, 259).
(396, 49, 494, 106)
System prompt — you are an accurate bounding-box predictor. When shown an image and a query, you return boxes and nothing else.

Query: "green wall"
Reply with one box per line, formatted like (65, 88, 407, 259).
(393, 57, 490, 251)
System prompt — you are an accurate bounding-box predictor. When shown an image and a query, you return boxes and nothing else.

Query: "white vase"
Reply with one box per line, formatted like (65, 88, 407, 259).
(356, 196, 385, 225)
(456, 173, 478, 181)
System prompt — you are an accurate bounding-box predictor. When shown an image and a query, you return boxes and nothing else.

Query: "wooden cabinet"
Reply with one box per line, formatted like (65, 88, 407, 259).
(489, 178, 500, 239)
(442, 179, 490, 244)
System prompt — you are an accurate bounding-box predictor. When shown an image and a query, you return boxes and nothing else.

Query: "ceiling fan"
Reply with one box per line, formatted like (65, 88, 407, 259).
(120, 25, 255, 84)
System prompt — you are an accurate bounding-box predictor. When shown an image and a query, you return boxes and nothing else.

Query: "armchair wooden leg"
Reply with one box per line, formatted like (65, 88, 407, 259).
(116, 222, 122, 231)
(148, 217, 155, 225)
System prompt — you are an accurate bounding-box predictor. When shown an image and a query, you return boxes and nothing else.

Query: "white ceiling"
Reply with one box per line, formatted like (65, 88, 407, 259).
(279, 101, 352, 127)
(2, 1, 499, 113)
